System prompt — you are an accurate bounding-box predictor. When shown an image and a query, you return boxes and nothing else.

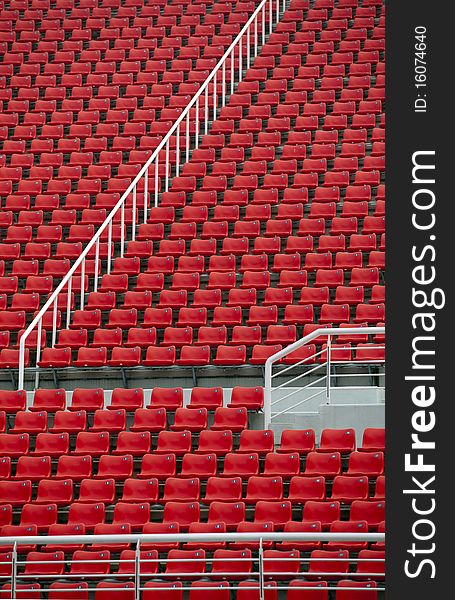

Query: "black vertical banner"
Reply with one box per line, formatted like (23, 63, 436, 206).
(387, 0, 453, 597)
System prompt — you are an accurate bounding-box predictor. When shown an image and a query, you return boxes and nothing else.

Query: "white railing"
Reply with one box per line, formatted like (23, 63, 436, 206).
(17, 0, 288, 390)
(264, 327, 385, 428)
(0, 532, 385, 598)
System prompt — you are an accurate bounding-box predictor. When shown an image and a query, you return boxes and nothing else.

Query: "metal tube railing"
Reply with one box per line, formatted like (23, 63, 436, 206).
(264, 327, 385, 427)
(17, 0, 285, 390)
(0, 532, 385, 596)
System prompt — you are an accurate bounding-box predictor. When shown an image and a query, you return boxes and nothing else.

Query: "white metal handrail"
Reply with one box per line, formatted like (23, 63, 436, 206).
(264, 327, 385, 427)
(17, 0, 288, 390)
(1, 532, 385, 599)
(0, 532, 384, 546)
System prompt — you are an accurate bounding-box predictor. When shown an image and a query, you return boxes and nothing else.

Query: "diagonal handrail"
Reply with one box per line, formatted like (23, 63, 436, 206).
(18, 0, 288, 390)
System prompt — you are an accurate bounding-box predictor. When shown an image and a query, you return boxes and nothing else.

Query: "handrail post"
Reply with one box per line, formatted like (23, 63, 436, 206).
(165, 141, 170, 192)
(154, 157, 159, 208)
(195, 99, 200, 148)
(262, 4, 266, 45)
(259, 537, 264, 600)
(143, 168, 148, 223)
(80, 258, 86, 309)
(10, 541, 17, 600)
(66, 276, 72, 330)
(94, 237, 100, 291)
(119, 205, 125, 259)
(264, 357, 273, 429)
(213, 71, 217, 121)
(326, 334, 332, 403)
(222, 62, 226, 107)
(230, 49, 234, 95)
(34, 317, 42, 390)
(107, 221, 113, 274)
(134, 539, 140, 600)
(204, 87, 209, 135)
(51, 298, 57, 348)
(185, 113, 190, 163)
(132, 185, 137, 241)
(176, 127, 180, 176)
(18, 337, 25, 391)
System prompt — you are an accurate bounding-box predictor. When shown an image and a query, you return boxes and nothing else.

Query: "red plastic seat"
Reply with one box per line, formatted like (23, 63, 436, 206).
(185, 388, 223, 412)
(359, 428, 385, 452)
(10, 410, 47, 435)
(304, 452, 342, 478)
(35, 478, 73, 507)
(112, 501, 150, 531)
(246, 476, 283, 504)
(254, 501, 292, 530)
(156, 430, 192, 456)
(24, 551, 65, 576)
(73, 432, 109, 457)
(171, 408, 208, 432)
(0, 480, 32, 507)
(336, 580, 378, 599)
(90, 409, 126, 434)
(55, 455, 92, 483)
(0, 390, 27, 414)
(278, 429, 316, 454)
(149, 387, 183, 410)
(73, 347, 107, 368)
(108, 388, 143, 411)
(20, 503, 58, 533)
(319, 429, 356, 453)
(0, 433, 29, 457)
(163, 502, 201, 532)
(163, 477, 200, 504)
(130, 408, 166, 433)
(114, 431, 151, 457)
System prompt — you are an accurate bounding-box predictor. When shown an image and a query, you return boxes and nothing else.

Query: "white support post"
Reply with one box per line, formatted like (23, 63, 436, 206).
(10, 542, 17, 600)
(247, 26, 251, 70)
(134, 539, 141, 600)
(239, 37, 243, 82)
(326, 334, 332, 403)
(231, 49, 235, 95)
(154, 157, 159, 208)
(185, 113, 190, 163)
(165, 141, 170, 192)
(262, 4, 266, 45)
(264, 358, 273, 429)
(213, 71, 217, 122)
(176, 127, 180, 176)
(107, 221, 112, 274)
(132, 186, 137, 241)
(204, 87, 209, 135)
(34, 317, 42, 390)
(94, 237, 100, 290)
(51, 298, 57, 348)
(143, 168, 148, 223)
(222, 61, 226, 107)
(80, 258, 86, 309)
(66, 276, 72, 329)
(120, 205, 125, 259)
(259, 538, 265, 600)
(195, 100, 200, 148)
